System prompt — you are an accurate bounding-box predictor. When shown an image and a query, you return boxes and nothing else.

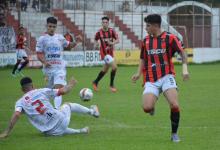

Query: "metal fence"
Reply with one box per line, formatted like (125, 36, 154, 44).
(2, 0, 220, 53)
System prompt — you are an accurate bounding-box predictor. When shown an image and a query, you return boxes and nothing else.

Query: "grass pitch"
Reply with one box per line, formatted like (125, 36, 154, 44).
(0, 64, 220, 150)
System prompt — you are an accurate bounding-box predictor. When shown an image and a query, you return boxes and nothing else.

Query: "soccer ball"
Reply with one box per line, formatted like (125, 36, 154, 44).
(79, 88, 93, 101)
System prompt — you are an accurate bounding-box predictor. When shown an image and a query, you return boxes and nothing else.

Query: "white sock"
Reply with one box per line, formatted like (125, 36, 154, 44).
(69, 103, 91, 114)
(63, 128, 81, 134)
(54, 96, 62, 109)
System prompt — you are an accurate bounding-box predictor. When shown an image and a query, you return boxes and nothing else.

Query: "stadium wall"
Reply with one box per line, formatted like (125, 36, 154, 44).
(1, 48, 220, 67)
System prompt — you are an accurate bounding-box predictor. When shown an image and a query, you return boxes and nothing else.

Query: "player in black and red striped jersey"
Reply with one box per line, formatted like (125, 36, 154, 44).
(11, 26, 29, 77)
(92, 16, 119, 92)
(131, 14, 189, 142)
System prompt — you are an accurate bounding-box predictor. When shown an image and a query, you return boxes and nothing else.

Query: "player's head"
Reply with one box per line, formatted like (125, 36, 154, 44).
(144, 14, 161, 35)
(20, 77, 33, 93)
(46, 17, 57, 35)
(101, 16, 109, 30)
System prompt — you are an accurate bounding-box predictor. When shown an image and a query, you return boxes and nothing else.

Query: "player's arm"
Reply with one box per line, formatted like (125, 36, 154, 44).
(36, 52, 51, 67)
(0, 111, 21, 139)
(131, 59, 144, 83)
(58, 76, 78, 95)
(172, 36, 189, 81)
(179, 50, 189, 81)
(69, 35, 82, 49)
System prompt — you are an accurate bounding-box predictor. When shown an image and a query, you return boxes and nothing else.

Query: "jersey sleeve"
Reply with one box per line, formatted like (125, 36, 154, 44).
(15, 100, 23, 112)
(170, 35, 184, 54)
(95, 31, 100, 41)
(36, 36, 44, 52)
(140, 39, 146, 59)
(112, 29, 119, 40)
(60, 35, 70, 48)
(42, 88, 60, 100)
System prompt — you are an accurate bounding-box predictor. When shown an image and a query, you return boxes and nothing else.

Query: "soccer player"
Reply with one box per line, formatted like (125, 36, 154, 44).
(92, 16, 119, 92)
(131, 14, 189, 142)
(36, 17, 81, 109)
(0, 76, 99, 138)
(11, 26, 29, 77)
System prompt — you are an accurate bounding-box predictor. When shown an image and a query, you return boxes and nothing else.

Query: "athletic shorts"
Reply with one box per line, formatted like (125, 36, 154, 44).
(44, 69, 67, 88)
(16, 49, 27, 60)
(44, 104, 71, 136)
(143, 74, 177, 97)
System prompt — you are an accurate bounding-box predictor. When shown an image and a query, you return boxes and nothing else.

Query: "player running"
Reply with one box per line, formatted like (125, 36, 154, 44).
(11, 26, 29, 77)
(131, 14, 189, 142)
(0, 76, 99, 138)
(36, 17, 81, 109)
(92, 16, 119, 92)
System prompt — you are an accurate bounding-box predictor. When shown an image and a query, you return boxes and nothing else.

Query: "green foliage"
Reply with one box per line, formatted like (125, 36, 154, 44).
(0, 64, 220, 149)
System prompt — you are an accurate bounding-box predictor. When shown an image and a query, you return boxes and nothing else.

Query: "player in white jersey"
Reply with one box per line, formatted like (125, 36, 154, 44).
(0, 76, 100, 138)
(36, 17, 81, 109)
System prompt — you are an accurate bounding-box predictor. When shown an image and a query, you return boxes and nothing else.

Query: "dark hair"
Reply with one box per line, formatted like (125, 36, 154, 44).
(144, 14, 161, 26)
(47, 17, 57, 24)
(102, 16, 109, 21)
(20, 77, 32, 87)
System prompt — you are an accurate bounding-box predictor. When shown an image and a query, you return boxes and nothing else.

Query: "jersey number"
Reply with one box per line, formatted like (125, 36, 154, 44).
(32, 100, 46, 114)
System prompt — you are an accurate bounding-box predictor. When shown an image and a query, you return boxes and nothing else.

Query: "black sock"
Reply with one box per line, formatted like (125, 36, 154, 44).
(170, 108, 180, 134)
(110, 69, 116, 87)
(18, 60, 29, 71)
(12, 62, 20, 74)
(93, 71, 106, 85)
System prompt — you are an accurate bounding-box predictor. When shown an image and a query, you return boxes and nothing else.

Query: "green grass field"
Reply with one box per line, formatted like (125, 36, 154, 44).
(0, 64, 220, 150)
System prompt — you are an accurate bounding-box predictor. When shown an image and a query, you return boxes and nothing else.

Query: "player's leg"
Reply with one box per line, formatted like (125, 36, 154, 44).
(109, 60, 117, 92)
(54, 84, 64, 109)
(17, 56, 29, 72)
(142, 82, 160, 115)
(162, 75, 180, 142)
(63, 127, 89, 135)
(53, 70, 66, 109)
(12, 59, 21, 76)
(59, 104, 89, 135)
(64, 103, 100, 118)
(93, 64, 109, 91)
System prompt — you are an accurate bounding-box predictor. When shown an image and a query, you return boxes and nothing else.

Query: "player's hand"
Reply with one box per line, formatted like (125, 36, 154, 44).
(75, 35, 82, 43)
(44, 62, 51, 68)
(68, 76, 78, 87)
(0, 131, 9, 139)
(182, 73, 189, 81)
(131, 73, 140, 83)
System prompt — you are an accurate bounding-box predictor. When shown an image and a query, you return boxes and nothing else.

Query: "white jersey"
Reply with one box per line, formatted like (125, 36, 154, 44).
(15, 88, 64, 132)
(36, 33, 69, 72)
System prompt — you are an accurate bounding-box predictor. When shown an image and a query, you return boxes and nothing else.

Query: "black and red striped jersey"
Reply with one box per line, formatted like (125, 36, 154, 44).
(95, 28, 118, 58)
(16, 34, 27, 49)
(140, 31, 184, 83)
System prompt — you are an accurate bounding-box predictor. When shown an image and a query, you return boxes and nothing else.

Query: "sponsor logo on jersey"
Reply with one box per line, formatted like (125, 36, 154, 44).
(147, 49, 166, 55)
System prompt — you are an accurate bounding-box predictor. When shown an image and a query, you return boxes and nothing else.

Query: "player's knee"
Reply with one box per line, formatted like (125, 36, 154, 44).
(143, 106, 154, 113)
(170, 105, 180, 112)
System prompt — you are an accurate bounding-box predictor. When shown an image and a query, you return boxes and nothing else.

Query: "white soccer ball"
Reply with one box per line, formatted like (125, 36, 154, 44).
(79, 88, 93, 101)
(104, 54, 114, 65)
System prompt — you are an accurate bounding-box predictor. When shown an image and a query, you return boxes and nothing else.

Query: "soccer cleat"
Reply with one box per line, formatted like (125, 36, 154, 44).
(11, 72, 17, 77)
(92, 82, 98, 92)
(80, 126, 89, 134)
(17, 71, 24, 77)
(171, 133, 181, 142)
(110, 86, 117, 93)
(90, 105, 100, 118)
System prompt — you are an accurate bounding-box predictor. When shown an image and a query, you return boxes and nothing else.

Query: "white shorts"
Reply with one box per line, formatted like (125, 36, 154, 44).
(16, 49, 27, 60)
(44, 69, 67, 88)
(143, 74, 177, 97)
(44, 104, 71, 136)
